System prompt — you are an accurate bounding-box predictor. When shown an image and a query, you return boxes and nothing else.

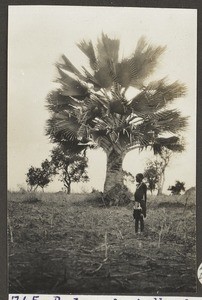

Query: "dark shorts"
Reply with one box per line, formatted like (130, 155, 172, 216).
(133, 208, 142, 219)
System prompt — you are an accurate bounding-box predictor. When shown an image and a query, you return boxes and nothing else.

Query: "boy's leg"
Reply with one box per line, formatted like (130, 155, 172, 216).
(140, 215, 144, 232)
(135, 218, 139, 233)
(140, 200, 146, 218)
(133, 209, 136, 219)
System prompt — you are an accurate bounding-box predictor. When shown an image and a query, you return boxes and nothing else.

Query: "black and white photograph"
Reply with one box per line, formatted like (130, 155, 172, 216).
(8, 5, 197, 296)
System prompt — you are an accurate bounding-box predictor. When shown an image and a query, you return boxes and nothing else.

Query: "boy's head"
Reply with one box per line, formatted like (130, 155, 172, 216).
(136, 173, 144, 183)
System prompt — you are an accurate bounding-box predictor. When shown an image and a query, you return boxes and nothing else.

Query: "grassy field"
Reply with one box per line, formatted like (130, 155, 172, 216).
(8, 189, 196, 294)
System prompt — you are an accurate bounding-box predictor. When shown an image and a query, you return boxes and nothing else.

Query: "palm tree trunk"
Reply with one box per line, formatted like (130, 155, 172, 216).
(104, 150, 124, 193)
(63, 169, 71, 194)
(157, 171, 165, 195)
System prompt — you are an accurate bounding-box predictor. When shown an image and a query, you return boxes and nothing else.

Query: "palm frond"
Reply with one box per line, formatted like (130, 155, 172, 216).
(97, 33, 120, 65)
(131, 127, 154, 147)
(91, 94, 109, 110)
(132, 42, 166, 84)
(60, 140, 88, 154)
(56, 55, 85, 81)
(128, 91, 160, 114)
(82, 67, 101, 89)
(153, 109, 188, 134)
(116, 59, 132, 88)
(80, 105, 103, 126)
(146, 79, 187, 103)
(46, 117, 57, 139)
(93, 117, 110, 131)
(131, 109, 188, 138)
(117, 37, 166, 88)
(134, 36, 148, 54)
(94, 66, 114, 89)
(89, 33, 120, 89)
(77, 123, 89, 140)
(165, 142, 185, 152)
(46, 112, 91, 155)
(152, 136, 182, 154)
(105, 84, 128, 114)
(56, 67, 89, 99)
(47, 113, 79, 142)
(109, 100, 125, 115)
(128, 79, 187, 114)
(46, 90, 68, 113)
(46, 90, 85, 113)
(77, 40, 98, 70)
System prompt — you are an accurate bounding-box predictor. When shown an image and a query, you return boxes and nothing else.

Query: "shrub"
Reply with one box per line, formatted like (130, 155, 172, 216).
(22, 192, 41, 204)
(104, 184, 132, 206)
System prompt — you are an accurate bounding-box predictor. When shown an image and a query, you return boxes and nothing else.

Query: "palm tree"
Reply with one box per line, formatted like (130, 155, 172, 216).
(46, 33, 188, 196)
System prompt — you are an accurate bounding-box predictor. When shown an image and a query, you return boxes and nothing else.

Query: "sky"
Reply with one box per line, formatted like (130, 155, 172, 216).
(8, 6, 197, 193)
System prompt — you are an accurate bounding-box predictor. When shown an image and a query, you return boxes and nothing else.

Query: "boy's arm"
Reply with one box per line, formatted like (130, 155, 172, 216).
(144, 184, 147, 203)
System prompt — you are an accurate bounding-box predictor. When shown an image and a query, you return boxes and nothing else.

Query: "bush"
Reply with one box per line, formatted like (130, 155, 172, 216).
(17, 185, 27, 194)
(103, 184, 132, 206)
(91, 188, 101, 194)
(22, 192, 41, 204)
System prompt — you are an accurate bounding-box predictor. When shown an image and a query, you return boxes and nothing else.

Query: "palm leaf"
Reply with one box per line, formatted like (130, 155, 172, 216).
(94, 65, 114, 89)
(77, 40, 98, 70)
(128, 91, 159, 114)
(82, 67, 101, 89)
(97, 33, 120, 65)
(77, 123, 89, 140)
(117, 37, 166, 88)
(56, 54, 85, 80)
(60, 140, 87, 154)
(46, 90, 85, 113)
(165, 142, 185, 152)
(153, 109, 188, 133)
(110, 83, 128, 112)
(92, 33, 120, 89)
(56, 67, 89, 99)
(146, 79, 187, 103)
(128, 79, 187, 114)
(152, 136, 181, 154)
(51, 113, 80, 142)
(131, 126, 154, 147)
(134, 36, 148, 54)
(91, 94, 109, 110)
(116, 59, 132, 88)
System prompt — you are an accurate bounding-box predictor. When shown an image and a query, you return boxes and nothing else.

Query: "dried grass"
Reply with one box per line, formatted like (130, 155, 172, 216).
(8, 189, 196, 294)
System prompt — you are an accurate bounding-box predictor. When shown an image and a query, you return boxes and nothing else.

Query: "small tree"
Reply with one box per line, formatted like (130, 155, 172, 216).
(168, 181, 185, 195)
(144, 162, 159, 194)
(50, 146, 89, 194)
(156, 148, 173, 195)
(144, 146, 184, 195)
(26, 159, 54, 191)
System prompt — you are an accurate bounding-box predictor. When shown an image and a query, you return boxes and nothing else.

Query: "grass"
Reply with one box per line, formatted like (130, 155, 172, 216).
(8, 189, 196, 294)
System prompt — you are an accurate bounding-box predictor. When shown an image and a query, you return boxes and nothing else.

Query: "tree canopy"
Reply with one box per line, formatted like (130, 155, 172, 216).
(50, 146, 89, 193)
(168, 181, 186, 195)
(26, 159, 55, 191)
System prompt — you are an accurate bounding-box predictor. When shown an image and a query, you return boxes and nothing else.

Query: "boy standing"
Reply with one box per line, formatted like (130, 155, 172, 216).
(133, 173, 147, 233)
